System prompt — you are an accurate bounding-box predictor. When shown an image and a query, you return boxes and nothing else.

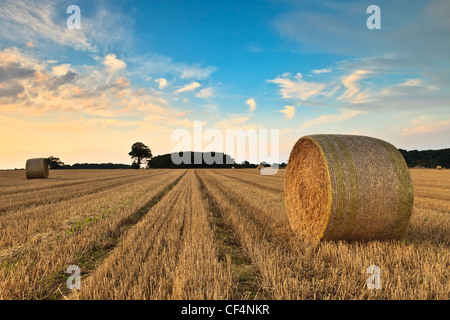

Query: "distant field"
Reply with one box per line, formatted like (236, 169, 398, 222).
(0, 168, 448, 300)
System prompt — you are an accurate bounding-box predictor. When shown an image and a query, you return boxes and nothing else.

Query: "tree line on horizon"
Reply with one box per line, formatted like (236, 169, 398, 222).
(398, 148, 450, 168)
(44, 143, 449, 169)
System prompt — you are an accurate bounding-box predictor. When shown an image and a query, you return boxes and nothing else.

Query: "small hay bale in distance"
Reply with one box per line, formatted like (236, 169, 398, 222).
(26, 158, 49, 179)
(285, 134, 414, 241)
(436, 166, 442, 170)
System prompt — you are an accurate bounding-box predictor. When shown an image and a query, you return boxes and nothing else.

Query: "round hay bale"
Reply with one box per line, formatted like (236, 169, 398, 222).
(26, 158, 49, 179)
(285, 134, 414, 241)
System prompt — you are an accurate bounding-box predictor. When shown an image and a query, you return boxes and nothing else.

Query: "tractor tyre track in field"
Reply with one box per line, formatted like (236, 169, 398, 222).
(196, 170, 264, 299)
(207, 170, 291, 246)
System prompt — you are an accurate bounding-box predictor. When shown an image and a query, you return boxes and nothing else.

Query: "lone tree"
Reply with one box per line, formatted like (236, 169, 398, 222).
(47, 156, 65, 169)
(129, 142, 152, 169)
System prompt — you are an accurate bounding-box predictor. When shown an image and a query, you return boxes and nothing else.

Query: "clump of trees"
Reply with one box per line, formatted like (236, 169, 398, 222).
(148, 152, 234, 168)
(399, 148, 450, 168)
(47, 156, 64, 169)
(129, 142, 153, 169)
(146, 152, 287, 169)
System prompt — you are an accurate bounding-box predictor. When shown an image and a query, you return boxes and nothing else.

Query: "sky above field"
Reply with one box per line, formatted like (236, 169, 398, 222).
(0, 0, 449, 168)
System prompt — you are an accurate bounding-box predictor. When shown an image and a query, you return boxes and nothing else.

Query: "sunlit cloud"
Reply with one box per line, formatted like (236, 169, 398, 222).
(155, 78, 168, 89)
(51, 64, 73, 76)
(246, 98, 256, 113)
(103, 54, 126, 73)
(280, 105, 295, 119)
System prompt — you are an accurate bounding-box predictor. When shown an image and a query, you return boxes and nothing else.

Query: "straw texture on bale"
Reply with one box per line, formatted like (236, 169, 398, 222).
(285, 134, 414, 241)
(26, 158, 49, 179)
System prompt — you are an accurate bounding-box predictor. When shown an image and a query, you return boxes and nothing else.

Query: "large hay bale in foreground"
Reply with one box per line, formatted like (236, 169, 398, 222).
(285, 134, 414, 241)
(26, 158, 49, 179)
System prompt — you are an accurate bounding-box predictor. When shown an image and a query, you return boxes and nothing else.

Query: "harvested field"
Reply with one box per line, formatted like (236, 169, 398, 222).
(0, 168, 448, 300)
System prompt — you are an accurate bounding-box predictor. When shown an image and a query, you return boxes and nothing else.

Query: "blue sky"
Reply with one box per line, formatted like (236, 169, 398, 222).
(0, 0, 449, 168)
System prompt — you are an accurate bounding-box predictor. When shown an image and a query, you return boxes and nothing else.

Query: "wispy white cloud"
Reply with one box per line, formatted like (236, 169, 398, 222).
(312, 68, 331, 74)
(268, 73, 326, 101)
(180, 65, 217, 80)
(0, 0, 135, 53)
(401, 116, 450, 135)
(175, 81, 201, 93)
(0, 0, 92, 51)
(273, 0, 450, 62)
(400, 78, 422, 87)
(326, 84, 341, 97)
(196, 87, 215, 98)
(303, 110, 364, 128)
(129, 54, 216, 81)
(338, 70, 370, 103)
(213, 115, 260, 131)
(273, 0, 450, 115)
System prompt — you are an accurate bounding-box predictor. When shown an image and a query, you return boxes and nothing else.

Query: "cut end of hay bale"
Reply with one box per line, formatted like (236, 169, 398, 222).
(26, 158, 49, 179)
(284, 138, 329, 239)
(285, 134, 414, 241)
